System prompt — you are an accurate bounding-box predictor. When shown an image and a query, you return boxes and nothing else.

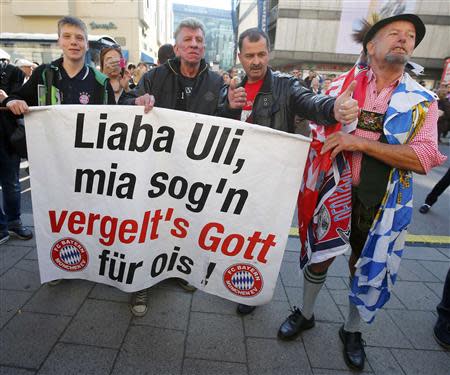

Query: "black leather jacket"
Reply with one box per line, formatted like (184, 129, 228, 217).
(122, 57, 223, 115)
(218, 69, 337, 132)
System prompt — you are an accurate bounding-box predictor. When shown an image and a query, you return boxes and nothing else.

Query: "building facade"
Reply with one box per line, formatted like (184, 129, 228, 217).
(173, 3, 234, 70)
(0, 0, 173, 65)
(234, 0, 450, 85)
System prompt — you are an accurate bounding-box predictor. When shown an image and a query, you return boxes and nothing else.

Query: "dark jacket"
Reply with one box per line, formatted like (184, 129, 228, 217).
(122, 57, 224, 115)
(218, 69, 336, 133)
(0, 62, 25, 152)
(0, 62, 25, 94)
(4, 57, 115, 106)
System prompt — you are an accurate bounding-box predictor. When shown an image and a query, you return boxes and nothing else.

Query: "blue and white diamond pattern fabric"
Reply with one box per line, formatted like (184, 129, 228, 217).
(231, 271, 255, 290)
(351, 72, 435, 323)
(60, 245, 82, 265)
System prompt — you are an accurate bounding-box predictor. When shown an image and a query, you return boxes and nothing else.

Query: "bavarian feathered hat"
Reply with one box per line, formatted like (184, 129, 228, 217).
(355, 13, 426, 54)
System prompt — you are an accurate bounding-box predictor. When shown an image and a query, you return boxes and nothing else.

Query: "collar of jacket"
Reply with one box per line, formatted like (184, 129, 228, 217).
(241, 67, 273, 93)
(48, 57, 84, 76)
(47, 57, 108, 87)
(49, 57, 63, 71)
(166, 57, 208, 77)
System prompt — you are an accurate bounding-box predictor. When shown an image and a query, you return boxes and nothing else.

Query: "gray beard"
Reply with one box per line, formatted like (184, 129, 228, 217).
(385, 53, 409, 65)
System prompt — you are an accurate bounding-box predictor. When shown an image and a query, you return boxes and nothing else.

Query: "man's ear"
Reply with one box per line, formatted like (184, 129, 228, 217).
(366, 40, 375, 57)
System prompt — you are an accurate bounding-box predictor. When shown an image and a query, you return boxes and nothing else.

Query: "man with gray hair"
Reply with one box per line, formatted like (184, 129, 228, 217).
(125, 17, 223, 114)
(124, 18, 224, 317)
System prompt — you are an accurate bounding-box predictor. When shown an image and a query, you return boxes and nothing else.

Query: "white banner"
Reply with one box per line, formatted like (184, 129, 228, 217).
(26, 105, 310, 305)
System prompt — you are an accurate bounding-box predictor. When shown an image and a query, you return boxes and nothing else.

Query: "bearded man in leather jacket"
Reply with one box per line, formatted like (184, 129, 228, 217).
(218, 28, 359, 316)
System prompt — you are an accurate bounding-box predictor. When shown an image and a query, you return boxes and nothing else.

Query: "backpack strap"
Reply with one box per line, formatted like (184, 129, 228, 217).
(44, 67, 55, 105)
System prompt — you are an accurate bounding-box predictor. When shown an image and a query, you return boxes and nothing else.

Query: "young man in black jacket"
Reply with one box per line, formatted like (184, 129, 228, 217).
(4, 17, 114, 273)
(5, 16, 114, 113)
(218, 28, 359, 316)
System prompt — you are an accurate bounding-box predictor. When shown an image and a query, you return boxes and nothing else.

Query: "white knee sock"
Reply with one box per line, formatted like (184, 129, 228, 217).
(301, 266, 327, 319)
(344, 301, 361, 332)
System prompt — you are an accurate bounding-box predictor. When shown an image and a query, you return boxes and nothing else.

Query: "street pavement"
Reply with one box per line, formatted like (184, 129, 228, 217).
(0, 143, 449, 375)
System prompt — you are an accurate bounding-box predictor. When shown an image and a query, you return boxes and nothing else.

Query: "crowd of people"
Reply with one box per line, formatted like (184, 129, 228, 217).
(1, 13, 449, 370)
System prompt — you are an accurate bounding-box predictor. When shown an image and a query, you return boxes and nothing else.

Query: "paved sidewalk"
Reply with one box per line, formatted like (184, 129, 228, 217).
(1, 215, 449, 375)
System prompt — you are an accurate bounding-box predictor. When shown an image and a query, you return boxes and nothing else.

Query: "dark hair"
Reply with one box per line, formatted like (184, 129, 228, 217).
(128, 63, 136, 70)
(57, 16, 88, 40)
(100, 47, 122, 72)
(238, 28, 270, 52)
(158, 44, 175, 65)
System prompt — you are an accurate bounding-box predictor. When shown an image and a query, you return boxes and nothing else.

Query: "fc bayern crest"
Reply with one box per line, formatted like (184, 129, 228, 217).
(223, 263, 263, 297)
(51, 238, 88, 272)
(79, 92, 90, 104)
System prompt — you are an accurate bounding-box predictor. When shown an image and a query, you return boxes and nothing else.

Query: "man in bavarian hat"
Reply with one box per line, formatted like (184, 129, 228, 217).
(277, 13, 446, 370)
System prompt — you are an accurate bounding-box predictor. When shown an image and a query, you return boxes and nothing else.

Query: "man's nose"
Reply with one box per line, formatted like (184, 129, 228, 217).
(252, 56, 261, 65)
(397, 32, 407, 43)
(189, 40, 199, 48)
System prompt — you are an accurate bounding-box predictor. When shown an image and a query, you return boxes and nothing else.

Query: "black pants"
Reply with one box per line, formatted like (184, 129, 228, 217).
(425, 167, 450, 207)
(437, 268, 450, 324)
(349, 192, 380, 259)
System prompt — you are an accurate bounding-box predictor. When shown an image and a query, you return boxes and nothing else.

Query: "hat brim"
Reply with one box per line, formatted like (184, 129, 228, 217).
(363, 14, 425, 53)
(0, 49, 10, 60)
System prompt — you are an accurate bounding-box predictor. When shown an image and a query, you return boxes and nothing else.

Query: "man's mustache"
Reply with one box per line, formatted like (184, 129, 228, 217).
(250, 65, 263, 70)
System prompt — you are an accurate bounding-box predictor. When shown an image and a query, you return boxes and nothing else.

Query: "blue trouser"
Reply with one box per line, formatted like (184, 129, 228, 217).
(0, 143, 21, 233)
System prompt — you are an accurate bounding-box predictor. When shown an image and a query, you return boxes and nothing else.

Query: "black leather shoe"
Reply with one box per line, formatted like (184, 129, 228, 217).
(433, 319, 450, 350)
(419, 204, 431, 214)
(339, 325, 366, 371)
(237, 304, 256, 315)
(278, 307, 315, 340)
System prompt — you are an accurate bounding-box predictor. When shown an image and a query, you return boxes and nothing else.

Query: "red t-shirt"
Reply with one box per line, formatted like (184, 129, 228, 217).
(241, 79, 264, 122)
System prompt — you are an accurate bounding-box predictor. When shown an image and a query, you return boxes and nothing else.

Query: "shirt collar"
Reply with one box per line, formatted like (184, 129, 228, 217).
(60, 63, 89, 81)
(368, 68, 402, 89)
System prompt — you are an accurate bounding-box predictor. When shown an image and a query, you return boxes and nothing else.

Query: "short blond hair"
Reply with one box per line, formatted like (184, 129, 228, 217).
(58, 16, 88, 41)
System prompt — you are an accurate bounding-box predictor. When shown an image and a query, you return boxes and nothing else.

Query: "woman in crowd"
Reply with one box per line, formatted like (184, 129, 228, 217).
(100, 47, 131, 103)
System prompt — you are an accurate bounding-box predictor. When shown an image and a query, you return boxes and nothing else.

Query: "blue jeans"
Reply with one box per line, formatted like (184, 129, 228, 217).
(0, 143, 21, 233)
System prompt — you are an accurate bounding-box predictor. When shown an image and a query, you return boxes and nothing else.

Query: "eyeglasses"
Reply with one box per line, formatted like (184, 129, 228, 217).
(100, 43, 121, 50)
